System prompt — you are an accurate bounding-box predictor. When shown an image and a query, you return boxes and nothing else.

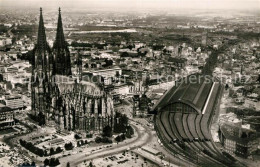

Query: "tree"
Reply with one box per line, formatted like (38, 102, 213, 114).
(49, 158, 60, 166)
(104, 59, 113, 67)
(50, 147, 55, 155)
(56, 146, 62, 153)
(20, 162, 31, 167)
(127, 45, 134, 50)
(44, 150, 48, 156)
(49, 158, 55, 166)
(38, 148, 44, 157)
(80, 140, 84, 145)
(115, 135, 122, 143)
(121, 134, 126, 140)
(113, 112, 128, 133)
(66, 162, 70, 167)
(95, 136, 102, 143)
(74, 134, 81, 140)
(44, 158, 49, 166)
(64, 142, 74, 150)
(86, 133, 93, 138)
(102, 125, 112, 137)
(26, 142, 34, 151)
(126, 126, 134, 138)
(121, 52, 129, 57)
(19, 139, 25, 146)
(101, 137, 112, 143)
(55, 159, 60, 166)
(38, 112, 45, 126)
(0, 74, 3, 82)
(77, 141, 81, 147)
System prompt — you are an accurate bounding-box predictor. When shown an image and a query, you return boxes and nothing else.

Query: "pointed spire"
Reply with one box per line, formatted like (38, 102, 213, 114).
(53, 7, 72, 76)
(37, 7, 48, 49)
(53, 7, 66, 49)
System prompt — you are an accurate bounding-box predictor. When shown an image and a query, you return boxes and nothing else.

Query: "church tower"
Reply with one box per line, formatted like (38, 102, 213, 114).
(31, 8, 53, 124)
(52, 7, 72, 76)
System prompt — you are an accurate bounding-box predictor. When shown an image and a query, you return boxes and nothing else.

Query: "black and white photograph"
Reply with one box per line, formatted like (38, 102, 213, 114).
(0, 0, 260, 166)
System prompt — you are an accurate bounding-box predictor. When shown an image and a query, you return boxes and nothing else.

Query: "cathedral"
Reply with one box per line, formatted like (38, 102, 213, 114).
(31, 8, 114, 133)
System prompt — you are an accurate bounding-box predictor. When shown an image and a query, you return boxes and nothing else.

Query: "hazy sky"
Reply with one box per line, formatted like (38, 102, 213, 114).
(1, 0, 259, 11)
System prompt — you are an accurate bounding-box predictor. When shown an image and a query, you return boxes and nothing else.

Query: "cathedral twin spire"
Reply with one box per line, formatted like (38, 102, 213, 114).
(53, 7, 67, 51)
(31, 8, 71, 122)
(37, 8, 49, 51)
(35, 7, 71, 76)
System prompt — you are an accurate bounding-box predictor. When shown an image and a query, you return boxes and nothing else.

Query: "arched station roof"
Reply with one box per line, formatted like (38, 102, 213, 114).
(152, 74, 221, 115)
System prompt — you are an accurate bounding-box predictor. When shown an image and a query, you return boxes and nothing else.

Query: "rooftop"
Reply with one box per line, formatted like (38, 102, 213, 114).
(220, 123, 258, 145)
(0, 105, 12, 112)
(152, 74, 221, 114)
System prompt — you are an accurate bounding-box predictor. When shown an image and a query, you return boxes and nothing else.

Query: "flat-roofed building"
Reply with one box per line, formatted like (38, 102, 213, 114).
(83, 66, 122, 85)
(219, 123, 258, 158)
(141, 146, 161, 156)
(48, 138, 65, 146)
(0, 104, 15, 130)
(1, 95, 25, 110)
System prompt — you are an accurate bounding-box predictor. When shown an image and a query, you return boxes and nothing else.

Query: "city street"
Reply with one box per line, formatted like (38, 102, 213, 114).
(59, 120, 153, 166)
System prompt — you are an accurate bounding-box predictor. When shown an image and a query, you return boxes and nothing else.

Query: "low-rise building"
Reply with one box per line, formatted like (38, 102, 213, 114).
(168, 57, 187, 69)
(141, 146, 161, 156)
(84, 66, 122, 85)
(0, 95, 25, 111)
(113, 83, 129, 95)
(0, 104, 15, 130)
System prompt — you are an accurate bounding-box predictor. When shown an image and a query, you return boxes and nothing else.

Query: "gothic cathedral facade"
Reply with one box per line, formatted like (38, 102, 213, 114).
(31, 8, 114, 133)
